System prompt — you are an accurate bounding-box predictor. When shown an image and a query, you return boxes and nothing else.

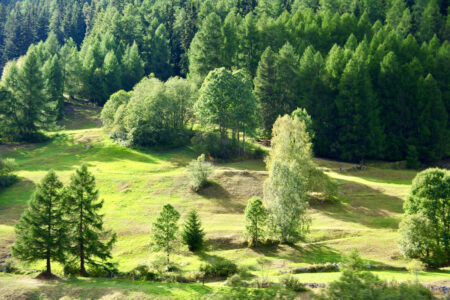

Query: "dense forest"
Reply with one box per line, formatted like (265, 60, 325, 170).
(0, 0, 449, 164)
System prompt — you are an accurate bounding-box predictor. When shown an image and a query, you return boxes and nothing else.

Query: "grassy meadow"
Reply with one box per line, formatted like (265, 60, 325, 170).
(0, 102, 448, 298)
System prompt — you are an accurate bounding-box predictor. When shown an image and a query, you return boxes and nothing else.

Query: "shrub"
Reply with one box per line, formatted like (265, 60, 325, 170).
(291, 263, 340, 273)
(280, 275, 307, 292)
(186, 154, 213, 192)
(128, 264, 158, 281)
(87, 261, 119, 278)
(192, 131, 236, 160)
(406, 145, 420, 169)
(225, 274, 245, 287)
(0, 158, 18, 189)
(200, 259, 238, 279)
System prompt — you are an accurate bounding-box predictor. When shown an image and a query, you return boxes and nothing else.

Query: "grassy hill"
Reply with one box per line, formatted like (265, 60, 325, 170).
(0, 102, 448, 298)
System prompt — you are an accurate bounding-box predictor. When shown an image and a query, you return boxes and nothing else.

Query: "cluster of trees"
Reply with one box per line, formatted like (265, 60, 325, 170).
(12, 165, 116, 277)
(101, 76, 196, 147)
(0, 35, 64, 142)
(1, 0, 448, 162)
(399, 168, 450, 268)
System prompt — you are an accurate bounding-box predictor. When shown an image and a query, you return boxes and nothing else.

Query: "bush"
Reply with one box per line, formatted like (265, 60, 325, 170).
(192, 131, 236, 160)
(0, 158, 18, 189)
(225, 274, 246, 287)
(87, 261, 119, 278)
(291, 263, 340, 273)
(186, 154, 213, 192)
(128, 264, 158, 281)
(406, 145, 420, 169)
(200, 259, 238, 279)
(280, 275, 307, 292)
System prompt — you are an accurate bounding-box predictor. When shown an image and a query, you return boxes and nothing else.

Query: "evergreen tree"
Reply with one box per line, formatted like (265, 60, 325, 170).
(43, 55, 64, 119)
(64, 165, 116, 276)
(150, 24, 172, 80)
(182, 209, 205, 252)
(103, 51, 121, 99)
(188, 12, 224, 84)
(151, 204, 180, 265)
(238, 12, 261, 77)
(121, 42, 144, 91)
(245, 197, 267, 246)
(12, 170, 67, 276)
(254, 47, 279, 135)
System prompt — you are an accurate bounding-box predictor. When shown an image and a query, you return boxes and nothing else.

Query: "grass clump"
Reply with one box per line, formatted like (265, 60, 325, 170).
(280, 275, 307, 292)
(186, 154, 213, 192)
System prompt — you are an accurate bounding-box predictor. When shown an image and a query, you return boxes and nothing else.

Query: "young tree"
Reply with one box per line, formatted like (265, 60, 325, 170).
(64, 165, 116, 276)
(264, 115, 311, 243)
(186, 154, 213, 192)
(151, 204, 180, 265)
(244, 197, 267, 246)
(399, 168, 450, 267)
(182, 209, 205, 252)
(12, 170, 67, 277)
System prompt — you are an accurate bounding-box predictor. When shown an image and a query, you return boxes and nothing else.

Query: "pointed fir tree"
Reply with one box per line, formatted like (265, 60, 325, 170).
(43, 55, 64, 120)
(121, 42, 144, 91)
(151, 204, 180, 265)
(150, 24, 172, 80)
(182, 209, 205, 252)
(254, 46, 279, 135)
(245, 197, 267, 247)
(64, 165, 116, 276)
(12, 170, 67, 277)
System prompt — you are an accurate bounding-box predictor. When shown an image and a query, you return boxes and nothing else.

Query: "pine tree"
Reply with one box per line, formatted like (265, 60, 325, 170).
(150, 24, 172, 80)
(151, 204, 180, 265)
(254, 47, 279, 135)
(17, 45, 56, 139)
(12, 170, 67, 277)
(182, 209, 205, 252)
(121, 42, 144, 91)
(43, 55, 64, 120)
(245, 197, 267, 246)
(64, 165, 116, 276)
(188, 12, 224, 84)
(103, 51, 121, 99)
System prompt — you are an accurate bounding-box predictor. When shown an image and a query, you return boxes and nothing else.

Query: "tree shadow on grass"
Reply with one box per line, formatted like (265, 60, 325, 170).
(314, 178, 404, 229)
(197, 181, 246, 214)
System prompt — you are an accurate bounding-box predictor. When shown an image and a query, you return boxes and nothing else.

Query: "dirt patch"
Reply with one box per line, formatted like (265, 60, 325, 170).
(210, 169, 267, 200)
(207, 233, 244, 250)
(74, 130, 102, 144)
(35, 271, 60, 280)
(117, 181, 131, 192)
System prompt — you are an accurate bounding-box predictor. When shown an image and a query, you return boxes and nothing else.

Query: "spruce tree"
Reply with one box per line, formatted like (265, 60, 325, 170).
(12, 170, 67, 277)
(64, 165, 116, 276)
(121, 42, 144, 91)
(103, 51, 121, 99)
(151, 204, 180, 265)
(182, 209, 205, 252)
(150, 24, 172, 80)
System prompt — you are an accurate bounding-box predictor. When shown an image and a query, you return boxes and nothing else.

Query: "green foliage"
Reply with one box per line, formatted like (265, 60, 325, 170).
(406, 145, 420, 169)
(399, 168, 450, 267)
(0, 157, 17, 188)
(64, 165, 116, 276)
(244, 197, 267, 246)
(151, 204, 180, 265)
(12, 170, 67, 275)
(200, 259, 238, 279)
(280, 275, 307, 292)
(101, 76, 196, 147)
(186, 154, 213, 192)
(182, 209, 205, 252)
(195, 67, 261, 159)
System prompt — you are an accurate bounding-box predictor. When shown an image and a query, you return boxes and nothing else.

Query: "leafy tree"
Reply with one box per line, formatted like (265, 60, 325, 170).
(182, 209, 205, 252)
(186, 154, 213, 192)
(101, 90, 130, 129)
(244, 197, 267, 246)
(264, 115, 311, 243)
(12, 170, 67, 276)
(64, 165, 116, 276)
(399, 168, 450, 267)
(151, 204, 180, 265)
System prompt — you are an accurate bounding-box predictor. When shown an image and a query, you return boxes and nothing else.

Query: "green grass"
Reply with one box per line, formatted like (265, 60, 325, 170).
(0, 102, 448, 298)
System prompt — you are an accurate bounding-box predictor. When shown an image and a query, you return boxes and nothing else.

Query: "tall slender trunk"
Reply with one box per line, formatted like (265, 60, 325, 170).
(79, 205, 87, 276)
(243, 129, 246, 156)
(237, 123, 240, 156)
(47, 200, 52, 274)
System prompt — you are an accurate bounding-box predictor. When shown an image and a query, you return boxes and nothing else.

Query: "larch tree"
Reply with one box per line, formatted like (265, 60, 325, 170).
(12, 170, 67, 277)
(151, 204, 180, 265)
(64, 165, 116, 276)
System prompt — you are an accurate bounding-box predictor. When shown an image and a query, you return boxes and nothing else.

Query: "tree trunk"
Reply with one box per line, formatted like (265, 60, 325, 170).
(243, 129, 246, 156)
(47, 200, 52, 274)
(79, 205, 87, 276)
(237, 123, 240, 156)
